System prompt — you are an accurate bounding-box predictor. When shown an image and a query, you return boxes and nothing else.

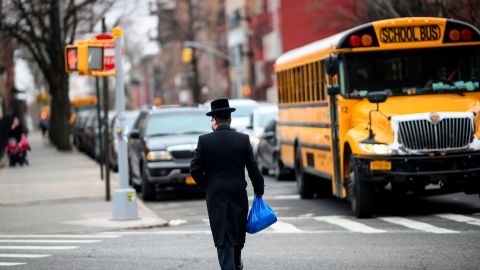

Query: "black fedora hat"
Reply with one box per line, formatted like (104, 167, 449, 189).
(206, 99, 236, 117)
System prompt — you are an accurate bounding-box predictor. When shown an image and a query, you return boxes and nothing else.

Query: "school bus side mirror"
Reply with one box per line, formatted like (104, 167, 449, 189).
(366, 91, 388, 104)
(326, 56, 339, 76)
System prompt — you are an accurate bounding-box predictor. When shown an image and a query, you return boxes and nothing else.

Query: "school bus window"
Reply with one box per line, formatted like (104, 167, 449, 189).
(300, 67, 304, 102)
(290, 68, 294, 102)
(307, 64, 312, 102)
(294, 67, 300, 102)
(343, 46, 480, 99)
(277, 73, 282, 103)
(295, 67, 300, 102)
(312, 62, 317, 101)
(281, 72, 286, 103)
(309, 63, 314, 102)
(316, 61, 323, 100)
(302, 65, 308, 102)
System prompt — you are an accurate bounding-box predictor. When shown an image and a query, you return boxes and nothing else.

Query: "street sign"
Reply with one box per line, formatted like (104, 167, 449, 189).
(95, 34, 115, 71)
(66, 47, 78, 72)
(88, 46, 104, 70)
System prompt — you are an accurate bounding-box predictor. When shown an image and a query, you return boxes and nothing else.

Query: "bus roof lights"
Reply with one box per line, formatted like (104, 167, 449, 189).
(361, 34, 373, 46)
(461, 29, 472, 41)
(449, 29, 460, 42)
(349, 35, 361, 47)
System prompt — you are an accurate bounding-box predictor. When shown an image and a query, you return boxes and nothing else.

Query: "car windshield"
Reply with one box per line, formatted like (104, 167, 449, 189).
(145, 112, 211, 137)
(256, 111, 277, 128)
(343, 46, 480, 98)
(232, 105, 257, 117)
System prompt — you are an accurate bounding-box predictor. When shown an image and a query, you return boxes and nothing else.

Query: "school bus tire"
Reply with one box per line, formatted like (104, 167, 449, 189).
(295, 146, 315, 199)
(348, 156, 374, 218)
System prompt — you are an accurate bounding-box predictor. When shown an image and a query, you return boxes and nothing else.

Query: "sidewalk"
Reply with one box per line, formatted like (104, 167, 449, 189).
(0, 132, 167, 234)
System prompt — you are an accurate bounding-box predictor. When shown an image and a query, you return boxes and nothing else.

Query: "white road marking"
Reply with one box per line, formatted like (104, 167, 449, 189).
(248, 194, 300, 200)
(0, 262, 26, 266)
(168, 219, 188, 226)
(435, 214, 480, 226)
(0, 234, 120, 239)
(0, 254, 51, 258)
(0, 246, 79, 250)
(270, 221, 303, 233)
(314, 216, 386, 233)
(379, 217, 459, 234)
(0, 239, 101, 244)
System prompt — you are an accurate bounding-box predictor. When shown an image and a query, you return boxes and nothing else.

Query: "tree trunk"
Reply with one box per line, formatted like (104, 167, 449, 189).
(191, 48, 200, 103)
(48, 74, 71, 151)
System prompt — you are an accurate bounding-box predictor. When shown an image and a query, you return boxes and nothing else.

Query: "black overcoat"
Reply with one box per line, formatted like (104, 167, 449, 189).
(190, 125, 264, 247)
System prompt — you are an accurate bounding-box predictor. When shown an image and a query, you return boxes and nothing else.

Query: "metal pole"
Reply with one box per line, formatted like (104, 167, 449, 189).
(95, 77, 104, 180)
(102, 18, 111, 202)
(234, 45, 243, 98)
(112, 27, 138, 220)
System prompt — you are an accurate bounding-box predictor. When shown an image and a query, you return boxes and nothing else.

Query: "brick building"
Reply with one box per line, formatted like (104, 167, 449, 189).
(246, 0, 360, 102)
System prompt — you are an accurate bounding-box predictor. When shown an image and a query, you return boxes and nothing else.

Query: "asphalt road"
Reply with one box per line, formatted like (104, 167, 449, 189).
(1, 175, 480, 269)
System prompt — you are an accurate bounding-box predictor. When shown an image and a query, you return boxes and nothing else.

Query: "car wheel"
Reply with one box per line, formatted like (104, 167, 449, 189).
(140, 164, 155, 201)
(347, 156, 374, 218)
(295, 146, 315, 199)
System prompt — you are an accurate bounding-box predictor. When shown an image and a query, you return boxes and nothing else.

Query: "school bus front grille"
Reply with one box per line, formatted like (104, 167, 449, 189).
(398, 117, 474, 151)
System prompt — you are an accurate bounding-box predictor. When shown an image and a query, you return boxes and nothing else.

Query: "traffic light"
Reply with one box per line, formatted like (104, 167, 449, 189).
(182, 47, 193, 63)
(64, 43, 104, 73)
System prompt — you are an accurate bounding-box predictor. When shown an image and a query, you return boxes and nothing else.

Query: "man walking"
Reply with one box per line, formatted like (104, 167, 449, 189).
(190, 99, 265, 270)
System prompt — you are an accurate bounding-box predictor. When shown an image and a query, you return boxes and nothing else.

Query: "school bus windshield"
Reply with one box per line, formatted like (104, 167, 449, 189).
(343, 46, 480, 98)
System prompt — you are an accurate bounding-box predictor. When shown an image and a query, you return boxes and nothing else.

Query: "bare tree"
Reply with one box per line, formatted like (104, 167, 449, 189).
(0, 0, 113, 150)
(154, 0, 210, 103)
(349, 0, 480, 28)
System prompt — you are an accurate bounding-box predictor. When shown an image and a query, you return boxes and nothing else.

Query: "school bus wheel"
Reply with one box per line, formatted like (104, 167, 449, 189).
(347, 156, 374, 218)
(295, 146, 315, 199)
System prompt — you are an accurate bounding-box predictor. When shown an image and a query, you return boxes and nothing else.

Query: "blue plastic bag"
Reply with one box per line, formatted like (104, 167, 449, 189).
(246, 194, 277, 234)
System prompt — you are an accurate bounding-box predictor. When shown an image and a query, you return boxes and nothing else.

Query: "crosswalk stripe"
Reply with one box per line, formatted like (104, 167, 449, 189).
(270, 221, 303, 233)
(0, 239, 101, 244)
(435, 214, 480, 226)
(314, 216, 386, 233)
(0, 234, 119, 239)
(379, 217, 459, 234)
(0, 246, 79, 250)
(0, 254, 51, 258)
(0, 262, 26, 266)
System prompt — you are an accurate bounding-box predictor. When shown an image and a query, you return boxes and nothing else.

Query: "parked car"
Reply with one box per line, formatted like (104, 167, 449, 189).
(256, 119, 292, 180)
(127, 106, 211, 200)
(247, 104, 278, 156)
(204, 99, 259, 132)
(110, 110, 139, 171)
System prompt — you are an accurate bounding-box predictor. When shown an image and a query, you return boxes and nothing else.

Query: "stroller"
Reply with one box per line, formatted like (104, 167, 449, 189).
(5, 134, 30, 167)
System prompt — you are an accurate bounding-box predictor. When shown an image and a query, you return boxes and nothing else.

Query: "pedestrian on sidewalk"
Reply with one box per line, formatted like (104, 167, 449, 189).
(190, 99, 264, 270)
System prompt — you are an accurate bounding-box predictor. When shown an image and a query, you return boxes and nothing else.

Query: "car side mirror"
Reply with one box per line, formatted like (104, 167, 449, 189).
(129, 129, 140, 139)
(262, 131, 275, 140)
(366, 91, 388, 104)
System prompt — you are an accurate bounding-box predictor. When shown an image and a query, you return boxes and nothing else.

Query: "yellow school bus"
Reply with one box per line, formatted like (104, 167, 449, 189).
(274, 17, 480, 218)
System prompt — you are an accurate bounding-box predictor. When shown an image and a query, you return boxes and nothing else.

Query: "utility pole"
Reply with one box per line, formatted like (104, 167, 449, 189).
(102, 18, 111, 201)
(95, 77, 104, 180)
(111, 27, 138, 220)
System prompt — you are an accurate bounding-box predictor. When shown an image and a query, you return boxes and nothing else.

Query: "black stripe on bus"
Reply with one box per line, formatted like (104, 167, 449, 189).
(278, 122, 330, 128)
(279, 102, 328, 109)
(279, 140, 331, 152)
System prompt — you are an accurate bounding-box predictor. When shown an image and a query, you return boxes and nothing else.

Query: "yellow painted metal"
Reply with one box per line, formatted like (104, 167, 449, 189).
(275, 17, 480, 200)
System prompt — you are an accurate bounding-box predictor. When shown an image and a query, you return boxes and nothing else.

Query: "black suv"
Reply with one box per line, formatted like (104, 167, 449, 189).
(127, 106, 211, 200)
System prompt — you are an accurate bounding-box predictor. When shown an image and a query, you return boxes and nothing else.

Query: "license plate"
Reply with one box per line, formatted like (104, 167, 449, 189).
(185, 176, 196, 185)
(370, 160, 392, 171)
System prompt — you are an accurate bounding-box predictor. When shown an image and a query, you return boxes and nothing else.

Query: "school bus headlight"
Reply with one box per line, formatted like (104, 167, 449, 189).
(359, 143, 392, 155)
(146, 151, 172, 161)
